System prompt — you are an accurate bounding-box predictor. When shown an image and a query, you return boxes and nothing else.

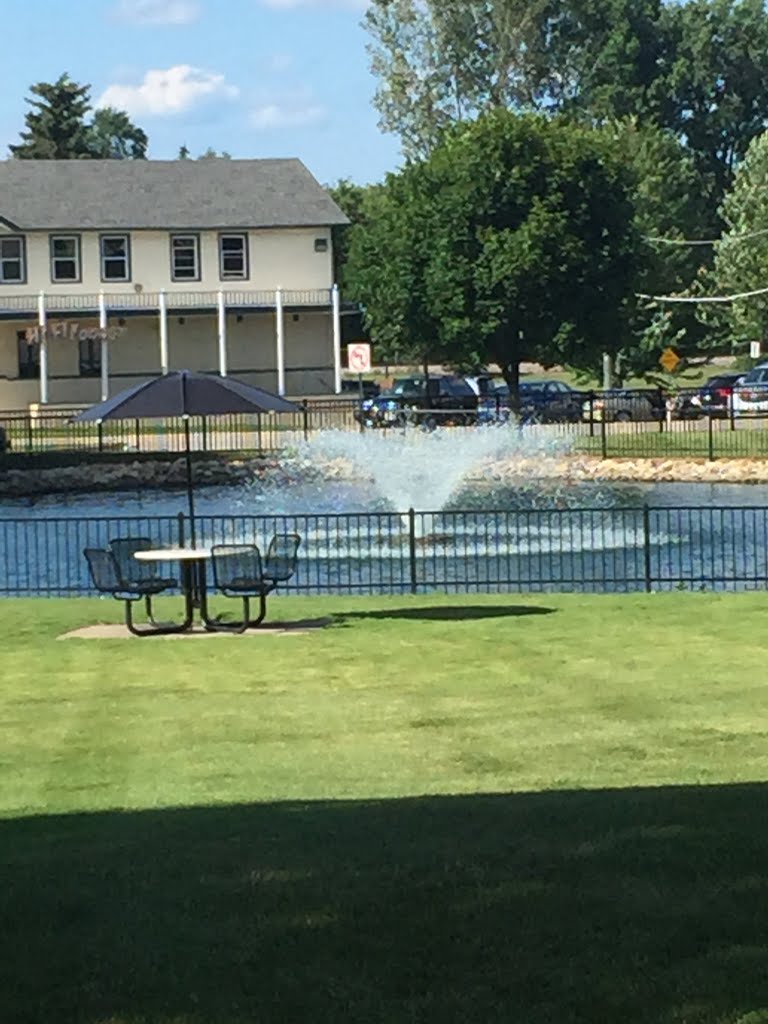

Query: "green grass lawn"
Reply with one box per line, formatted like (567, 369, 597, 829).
(574, 423, 768, 458)
(4, 592, 768, 1024)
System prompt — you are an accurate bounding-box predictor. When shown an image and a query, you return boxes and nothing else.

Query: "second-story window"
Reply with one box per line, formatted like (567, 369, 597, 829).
(219, 234, 248, 280)
(100, 234, 131, 282)
(50, 235, 81, 282)
(0, 237, 26, 284)
(171, 234, 200, 281)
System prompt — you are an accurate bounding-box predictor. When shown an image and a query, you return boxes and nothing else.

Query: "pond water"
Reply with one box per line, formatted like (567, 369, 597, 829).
(2, 425, 768, 596)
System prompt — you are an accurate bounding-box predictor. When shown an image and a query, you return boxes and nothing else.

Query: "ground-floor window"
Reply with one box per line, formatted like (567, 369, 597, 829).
(79, 337, 102, 377)
(17, 330, 39, 379)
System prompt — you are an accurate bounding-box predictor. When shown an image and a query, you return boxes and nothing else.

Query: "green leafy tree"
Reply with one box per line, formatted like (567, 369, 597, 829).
(197, 147, 232, 159)
(365, 0, 768, 222)
(10, 73, 94, 158)
(89, 107, 148, 159)
(604, 119, 710, 379)
(655, 0, 768, 216)
(327, 179, 376, 292)
(345, 111, 643, 404)
(706, 131, 768, 352)
(364, 0, 555, 159)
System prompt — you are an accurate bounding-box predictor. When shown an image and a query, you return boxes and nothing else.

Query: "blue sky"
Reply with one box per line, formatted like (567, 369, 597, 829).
(0, 0, 402, 186)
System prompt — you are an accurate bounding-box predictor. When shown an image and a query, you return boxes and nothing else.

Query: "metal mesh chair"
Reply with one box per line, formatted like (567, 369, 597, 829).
(109, 537, 178, 590)
(84, 547, 186, 637)
(209, 543, 276, 632)
(263, 533, 301, 584)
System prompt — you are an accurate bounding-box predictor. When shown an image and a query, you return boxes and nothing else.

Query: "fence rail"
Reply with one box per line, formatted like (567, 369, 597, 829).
(3, 389, 768, 458)
(2, 505, 767, 597)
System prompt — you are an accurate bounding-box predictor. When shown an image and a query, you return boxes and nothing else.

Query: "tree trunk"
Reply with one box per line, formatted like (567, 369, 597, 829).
(499, 360, 521, 414)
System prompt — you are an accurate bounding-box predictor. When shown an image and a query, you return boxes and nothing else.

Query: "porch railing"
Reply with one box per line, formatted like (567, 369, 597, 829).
(0, 288, 334, 316)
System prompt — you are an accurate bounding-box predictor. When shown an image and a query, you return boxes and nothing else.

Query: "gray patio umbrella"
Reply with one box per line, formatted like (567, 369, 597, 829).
(74, 370, 299, 542)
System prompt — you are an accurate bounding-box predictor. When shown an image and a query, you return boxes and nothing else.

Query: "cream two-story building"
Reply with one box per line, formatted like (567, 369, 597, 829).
(0, 158, 349, 411)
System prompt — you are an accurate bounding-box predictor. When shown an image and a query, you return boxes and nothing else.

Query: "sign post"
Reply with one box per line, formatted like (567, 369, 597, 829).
(347, 342, 372, 401)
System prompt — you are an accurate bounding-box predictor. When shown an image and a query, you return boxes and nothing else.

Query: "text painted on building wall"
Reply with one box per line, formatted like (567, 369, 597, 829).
(25, 321, 128, 344)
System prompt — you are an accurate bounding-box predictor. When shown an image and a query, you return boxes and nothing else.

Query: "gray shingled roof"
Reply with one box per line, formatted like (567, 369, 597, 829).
(0, 158, 349, 230)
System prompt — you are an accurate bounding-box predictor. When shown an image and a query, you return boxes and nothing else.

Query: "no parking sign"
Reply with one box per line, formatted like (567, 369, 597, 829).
(347, 342, 372, 373)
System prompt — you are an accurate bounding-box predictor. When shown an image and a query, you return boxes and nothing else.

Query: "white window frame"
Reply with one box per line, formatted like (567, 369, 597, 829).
(50, 234, 81, 283)
(170, 234, 201, 282)
(218, 233, 248, 281)
(0, 235, 26, 284)
(100, 234, 131, 282)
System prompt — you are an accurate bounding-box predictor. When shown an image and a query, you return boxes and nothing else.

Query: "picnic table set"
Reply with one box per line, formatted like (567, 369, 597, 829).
(78, 369, 302, 635)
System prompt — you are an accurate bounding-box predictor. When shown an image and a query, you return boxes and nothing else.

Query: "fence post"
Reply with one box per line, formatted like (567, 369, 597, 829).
(707, 411, 715, 461)
(643, 504, 653, 592)
(302, 400, 309, 442)
(26, 416, 33, 453)
(408, 507, 418, 594)
(588, 391, 595, 438)
(600, 413, 607, 459)
(201, 415, 208, 453)
(97, 420, 104, 454)
(177, 512, 186, 547)
(134, 418, 141, 451)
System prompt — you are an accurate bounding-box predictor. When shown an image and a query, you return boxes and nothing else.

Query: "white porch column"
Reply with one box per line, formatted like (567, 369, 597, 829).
(158, 289, 169, 375)
(331, 283, 342, 395)
(275, 287, 286, 396)
(37, 291, 48, 405)
(217, 290, 228, 377)
(98, 291, 109, 401)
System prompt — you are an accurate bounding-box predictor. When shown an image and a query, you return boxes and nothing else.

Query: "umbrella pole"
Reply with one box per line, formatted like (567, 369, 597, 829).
(184, 416, 196, 546)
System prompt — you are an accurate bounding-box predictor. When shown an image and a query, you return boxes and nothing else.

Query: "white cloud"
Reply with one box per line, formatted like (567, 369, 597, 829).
(97, 65, 239, 116)
(250, 94, 327, 129)
(113, 0, 201, 24)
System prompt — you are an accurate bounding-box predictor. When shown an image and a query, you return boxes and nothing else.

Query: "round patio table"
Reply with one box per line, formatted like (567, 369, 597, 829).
(135, 547, 212, 626)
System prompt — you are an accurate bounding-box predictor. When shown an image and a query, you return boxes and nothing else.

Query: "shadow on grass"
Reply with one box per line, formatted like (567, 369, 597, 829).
(3, 785, 768, 1024)
(333, 603, 556, 622)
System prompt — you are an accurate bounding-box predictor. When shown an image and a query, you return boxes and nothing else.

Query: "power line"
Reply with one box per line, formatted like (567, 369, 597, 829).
(637, 284, 768, 304)
(646, 226, 768, 246)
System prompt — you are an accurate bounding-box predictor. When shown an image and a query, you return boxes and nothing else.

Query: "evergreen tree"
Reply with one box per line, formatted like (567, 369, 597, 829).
(11, 73, 149, 160)
(10, 73, 93, 159)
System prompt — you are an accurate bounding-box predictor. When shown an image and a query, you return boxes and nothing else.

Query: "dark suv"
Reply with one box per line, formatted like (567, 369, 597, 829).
(356, 375, 478, 429)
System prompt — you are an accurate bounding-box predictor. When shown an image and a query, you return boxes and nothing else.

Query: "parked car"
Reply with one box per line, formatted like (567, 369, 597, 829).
(730, 364, 768, 416)
(517, 380, 585, 422)
(677, 373, 743, 418)
(0, 425, 10, 453)
(582, 389, 665, 422)
(356, 375, 478, 428)
(475, 378, 585, 423)
(340, 378, 381, 400)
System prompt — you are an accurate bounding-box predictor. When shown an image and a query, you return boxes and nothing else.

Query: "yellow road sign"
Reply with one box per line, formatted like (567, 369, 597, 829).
(659, 348, 681, 373)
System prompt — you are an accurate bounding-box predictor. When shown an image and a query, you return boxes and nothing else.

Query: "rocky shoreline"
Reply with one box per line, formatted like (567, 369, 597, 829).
(2, 452, 768, 498)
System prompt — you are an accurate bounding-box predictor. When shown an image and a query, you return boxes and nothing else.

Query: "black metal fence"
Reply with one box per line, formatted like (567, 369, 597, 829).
(0, 398, 361, 456)
(4, 389, 768, 460)
(3, 505, 768, 597)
